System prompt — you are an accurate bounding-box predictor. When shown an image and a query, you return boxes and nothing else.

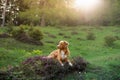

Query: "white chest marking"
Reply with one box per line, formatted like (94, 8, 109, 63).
(61, 50, 67, 59)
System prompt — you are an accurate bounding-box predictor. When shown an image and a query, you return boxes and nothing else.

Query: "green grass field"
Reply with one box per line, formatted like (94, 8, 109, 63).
(0, 26, 120, 80)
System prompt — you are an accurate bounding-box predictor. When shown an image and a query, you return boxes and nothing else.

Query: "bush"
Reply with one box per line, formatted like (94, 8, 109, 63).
(11, 25, 43, 45)
(11, 25, 26, 39)
(29, 28, 43, 41)
(86, 32, 96, 40)
(4, 56, 87, 80)
(104, 36, 117, 46)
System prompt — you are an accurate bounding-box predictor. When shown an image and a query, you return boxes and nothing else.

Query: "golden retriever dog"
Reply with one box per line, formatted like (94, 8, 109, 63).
(47, 40, 73, 66)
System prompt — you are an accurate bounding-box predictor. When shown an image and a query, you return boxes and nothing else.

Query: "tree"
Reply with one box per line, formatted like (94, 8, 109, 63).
(0, 0, 20, 27)
(1, 0, 120, 26)
(18, 0, 75, 26)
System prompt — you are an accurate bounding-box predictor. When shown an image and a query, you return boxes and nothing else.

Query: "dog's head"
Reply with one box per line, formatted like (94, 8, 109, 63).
(57, 40, 69, 49)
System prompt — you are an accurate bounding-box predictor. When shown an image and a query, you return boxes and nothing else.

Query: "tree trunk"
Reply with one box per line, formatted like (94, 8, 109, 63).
(40, 15, 45, 26)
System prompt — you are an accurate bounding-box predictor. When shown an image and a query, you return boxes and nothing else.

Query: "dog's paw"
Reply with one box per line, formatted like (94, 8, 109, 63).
(69, 62, 73, 67)
(61, 63, 64, 66)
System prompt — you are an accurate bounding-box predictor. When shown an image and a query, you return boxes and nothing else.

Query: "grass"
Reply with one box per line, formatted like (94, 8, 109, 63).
(0, 26, 120, 79)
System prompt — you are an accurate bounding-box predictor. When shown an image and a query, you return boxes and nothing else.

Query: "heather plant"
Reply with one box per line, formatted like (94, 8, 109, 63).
(2, 56, 87, 80)
(22, 56, 87, 80)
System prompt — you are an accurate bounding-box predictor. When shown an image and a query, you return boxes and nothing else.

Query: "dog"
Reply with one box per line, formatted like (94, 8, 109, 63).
(47, 40, 73, 66)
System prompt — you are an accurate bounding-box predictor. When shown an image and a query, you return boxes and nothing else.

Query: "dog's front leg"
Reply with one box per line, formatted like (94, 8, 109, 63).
(57, 57, 64, 66)
(58, 60, 64, 66)
(67, 59, 73, 66)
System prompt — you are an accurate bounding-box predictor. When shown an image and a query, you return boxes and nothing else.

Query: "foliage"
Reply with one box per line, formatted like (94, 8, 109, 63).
(0, 56, 87, 80)
(1, 0, 120, 26)
(1, 56, 120, 80)
(0, 0, 120, 26)
(11, 25, 43, 45)
(86, 32, 96, 40)
(31, 50, 42, 55)
(104, 36, 117, 46)
(108, 62, 120, 80)
(11, 25, 25, 39)
(29, 28, 43, 41)
(0, 26, 120, 80)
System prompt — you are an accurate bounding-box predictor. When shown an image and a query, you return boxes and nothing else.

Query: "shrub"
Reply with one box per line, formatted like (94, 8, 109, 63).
(11, 26, 26, 39)
(104, 36, 117, 46)
(6, 26, 14, 34)
(11, 25, 43, 45)
(5, 56, 87, 80)
(86, 32, 96, 40)
(29, 28, 43, 41)
(0, 33, 11, 38)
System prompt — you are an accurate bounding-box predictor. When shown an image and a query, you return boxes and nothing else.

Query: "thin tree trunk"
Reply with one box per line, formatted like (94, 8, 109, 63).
(1, 0, 7, 27)
(40, 15, 45, 26)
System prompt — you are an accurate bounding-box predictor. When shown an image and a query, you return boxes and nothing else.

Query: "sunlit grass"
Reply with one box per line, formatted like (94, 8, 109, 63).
(0, 26, 120, 69)
(0, 26, 120, 79)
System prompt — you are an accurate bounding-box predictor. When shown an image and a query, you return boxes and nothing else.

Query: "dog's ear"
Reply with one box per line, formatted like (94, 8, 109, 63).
(57, 41, 61, 49)
(65, 41, 69, 46)
(59, 41, 64, 44)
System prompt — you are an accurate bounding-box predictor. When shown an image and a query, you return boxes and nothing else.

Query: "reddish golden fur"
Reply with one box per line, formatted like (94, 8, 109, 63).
(47, 41, 72, 66)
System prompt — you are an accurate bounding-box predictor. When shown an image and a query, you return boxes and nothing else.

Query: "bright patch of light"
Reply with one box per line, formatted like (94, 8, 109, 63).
(74, 0, 101, 11)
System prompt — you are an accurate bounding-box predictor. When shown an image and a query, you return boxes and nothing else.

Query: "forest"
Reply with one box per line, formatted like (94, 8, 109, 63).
(0, 0, 120, 26)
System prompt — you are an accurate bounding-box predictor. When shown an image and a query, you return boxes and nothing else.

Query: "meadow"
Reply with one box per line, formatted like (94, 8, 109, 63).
(0, 26, 120, 80)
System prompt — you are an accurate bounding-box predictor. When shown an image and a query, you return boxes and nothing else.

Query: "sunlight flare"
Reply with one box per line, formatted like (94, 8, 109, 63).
(73, 0, 101, 11)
